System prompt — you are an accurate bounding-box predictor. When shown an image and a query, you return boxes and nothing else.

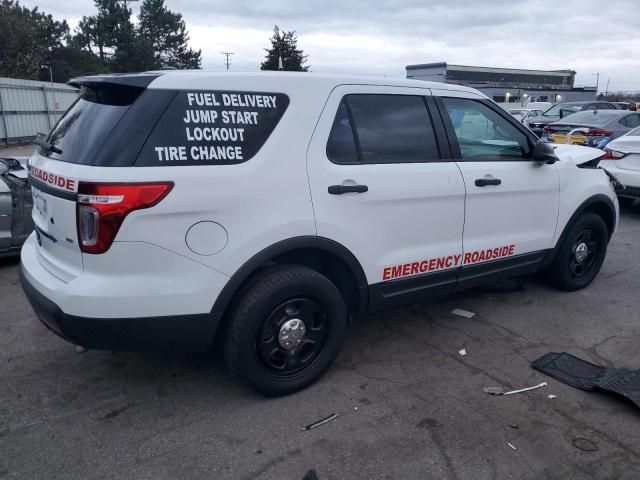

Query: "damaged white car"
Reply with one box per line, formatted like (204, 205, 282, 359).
(0, 156, 34, 257)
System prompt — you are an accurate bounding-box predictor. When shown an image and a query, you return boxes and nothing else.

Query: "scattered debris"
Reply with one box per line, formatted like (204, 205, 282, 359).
(451, 308, 475, 318)
(548, 394, 557, 400)
(354, 406, 358, 411)
(504, 382, 547, 396)
(508, 423, 519, 429)
(75, 345, 87, 354)
(483, 382, 547, 396)
(302, 413, 338, 431)
(507, 442, 517, 451)
(572, 437, 599, 452)
(458, 348, 467, 356)
(533, 352, 640, 410)
(483, 386, 505, 395)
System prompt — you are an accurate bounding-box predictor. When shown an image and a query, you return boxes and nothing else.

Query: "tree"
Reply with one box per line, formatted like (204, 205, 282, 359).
(138, 0, 201, 69)
(261, 25, 309, 72)
(0, 0, 69, 79)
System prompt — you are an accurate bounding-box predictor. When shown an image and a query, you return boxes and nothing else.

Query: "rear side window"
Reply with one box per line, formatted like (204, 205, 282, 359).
(326, 94, 440, 164)
(136, 91, 289, 166)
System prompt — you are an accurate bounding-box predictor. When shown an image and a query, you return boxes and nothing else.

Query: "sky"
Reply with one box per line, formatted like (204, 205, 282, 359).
(22, 0, 640, 92)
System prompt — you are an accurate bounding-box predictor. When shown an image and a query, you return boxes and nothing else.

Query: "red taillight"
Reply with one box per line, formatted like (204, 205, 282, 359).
(600, 148, 627, 160)
(584, 128, 613, 137)
(76, 182, 173, 254)
(543, 126, 552, 133)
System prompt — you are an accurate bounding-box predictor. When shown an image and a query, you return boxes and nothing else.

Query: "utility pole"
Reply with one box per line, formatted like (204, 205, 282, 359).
(592, 72, 600, 94)
(220, 52, 235, 70)
(605, 78, 610, 96)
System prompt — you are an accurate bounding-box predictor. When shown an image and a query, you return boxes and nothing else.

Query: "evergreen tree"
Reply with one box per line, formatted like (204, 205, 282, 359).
(138, 0, 201, 69)
(261, 25, 309, 72)
(0, 0, 69, 79)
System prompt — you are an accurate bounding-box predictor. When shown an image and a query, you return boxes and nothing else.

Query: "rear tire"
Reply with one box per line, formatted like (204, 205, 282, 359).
(547, 213, 608, 291)
(224, 265, 348, 396)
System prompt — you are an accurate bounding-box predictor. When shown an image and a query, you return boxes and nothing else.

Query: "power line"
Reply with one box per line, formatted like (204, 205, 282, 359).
(220, 52, 235, 70)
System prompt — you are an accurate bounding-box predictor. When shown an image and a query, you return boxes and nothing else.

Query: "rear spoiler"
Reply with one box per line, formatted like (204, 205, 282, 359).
(68, 72, 164, 89)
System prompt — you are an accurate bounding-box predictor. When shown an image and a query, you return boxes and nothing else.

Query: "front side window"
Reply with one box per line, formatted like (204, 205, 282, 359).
(326, 94, 440, 164)
(441, 97, 531, 161)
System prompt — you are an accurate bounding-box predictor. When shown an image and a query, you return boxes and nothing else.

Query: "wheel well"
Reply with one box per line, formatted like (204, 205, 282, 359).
(211, 244, 367, 351)
(583, 201, 615, 238)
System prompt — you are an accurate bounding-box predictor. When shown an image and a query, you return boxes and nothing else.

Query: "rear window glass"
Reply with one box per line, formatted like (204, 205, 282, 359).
(136, 90, 289, 166)
(41, 85, 142, 164)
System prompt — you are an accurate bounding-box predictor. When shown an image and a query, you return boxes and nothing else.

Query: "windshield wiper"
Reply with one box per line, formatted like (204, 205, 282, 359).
(34, 134, 63, 155)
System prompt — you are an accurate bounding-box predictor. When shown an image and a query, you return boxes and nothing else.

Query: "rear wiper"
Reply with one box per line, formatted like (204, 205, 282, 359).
(34, 134, 63, 155)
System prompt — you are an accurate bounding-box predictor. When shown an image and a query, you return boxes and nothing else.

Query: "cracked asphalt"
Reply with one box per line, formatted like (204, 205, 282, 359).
(2, 205, 640, 480)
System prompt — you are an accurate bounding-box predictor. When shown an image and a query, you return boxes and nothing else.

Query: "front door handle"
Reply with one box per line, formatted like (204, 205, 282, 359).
(328, 184, 368, 194)
(475, 178, 502, 187)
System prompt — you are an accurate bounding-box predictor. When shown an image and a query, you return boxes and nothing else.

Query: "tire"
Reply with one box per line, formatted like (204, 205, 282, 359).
(618, 197, 635, 207)
(224, 265, 348, 396)
(547, 212, 609, 291)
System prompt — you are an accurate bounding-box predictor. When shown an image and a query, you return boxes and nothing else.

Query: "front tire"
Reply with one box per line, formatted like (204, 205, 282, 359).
(547, 213, 608, 291)
(224, 265, 348, 396)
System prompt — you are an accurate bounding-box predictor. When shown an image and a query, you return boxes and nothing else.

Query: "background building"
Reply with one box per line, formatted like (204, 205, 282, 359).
(406, 62, 597, 103)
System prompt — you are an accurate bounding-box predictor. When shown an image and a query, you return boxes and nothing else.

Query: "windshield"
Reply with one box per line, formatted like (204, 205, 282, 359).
(543, 104, 580, 116)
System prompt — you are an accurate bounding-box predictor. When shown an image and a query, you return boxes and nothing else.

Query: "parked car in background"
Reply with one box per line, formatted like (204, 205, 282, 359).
(507, 107, 546, 124)
(613, 102, 630, 110)
(599, 126, 640, 206)
(528, 101, 619, 136)
(0, 157, 33, 257)
(544, 109, 640, 147)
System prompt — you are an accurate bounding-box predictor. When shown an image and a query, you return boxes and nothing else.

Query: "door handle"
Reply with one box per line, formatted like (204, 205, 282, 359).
(475, 178, 502, 187)
(328, 184, 368, 194)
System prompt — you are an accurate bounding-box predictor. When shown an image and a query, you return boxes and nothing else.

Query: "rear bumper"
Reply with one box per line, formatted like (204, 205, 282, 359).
(19, 233, 230, 352)
(20, 265, 216, 351)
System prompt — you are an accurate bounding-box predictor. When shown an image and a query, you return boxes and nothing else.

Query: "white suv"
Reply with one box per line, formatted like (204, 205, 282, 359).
(20, 72, 618, 396)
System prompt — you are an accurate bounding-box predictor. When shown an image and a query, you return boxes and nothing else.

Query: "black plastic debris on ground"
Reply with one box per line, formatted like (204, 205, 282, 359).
(532, 352, 640, 409)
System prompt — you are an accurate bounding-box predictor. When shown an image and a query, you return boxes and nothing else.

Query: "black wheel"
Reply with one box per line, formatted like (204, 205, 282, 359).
(224, 265, 347, 396)
(618, 197, 635, 207)
(547, 212, 608, 291)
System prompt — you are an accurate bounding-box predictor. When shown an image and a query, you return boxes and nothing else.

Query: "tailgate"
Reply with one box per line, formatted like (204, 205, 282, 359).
(29, 159, 83, 282)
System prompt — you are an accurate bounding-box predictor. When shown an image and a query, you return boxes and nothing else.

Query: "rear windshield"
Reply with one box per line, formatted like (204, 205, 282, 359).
(41, 85, 142, 164)
(560, 111, 617, 125)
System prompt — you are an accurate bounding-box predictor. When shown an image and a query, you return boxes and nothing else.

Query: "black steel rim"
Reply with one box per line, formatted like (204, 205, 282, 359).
(569, 229, 598, 279)
(257, 298, 329, 376)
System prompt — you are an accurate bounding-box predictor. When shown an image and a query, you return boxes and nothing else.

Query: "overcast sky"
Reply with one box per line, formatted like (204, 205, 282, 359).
(24, 0, 640, 92)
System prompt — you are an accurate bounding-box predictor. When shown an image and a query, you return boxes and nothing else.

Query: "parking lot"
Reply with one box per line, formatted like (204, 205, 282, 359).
(1, 205, 639, 479)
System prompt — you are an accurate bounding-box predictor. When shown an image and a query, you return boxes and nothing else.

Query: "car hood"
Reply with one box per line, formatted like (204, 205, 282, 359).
(606, 135, 640, 154)
(552, 144, 604, 165)
(529, 115, 559, 125)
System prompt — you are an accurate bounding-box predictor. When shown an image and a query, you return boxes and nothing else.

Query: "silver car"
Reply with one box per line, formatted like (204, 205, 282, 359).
(0, 157, 34, 257)
(544, 110, 640, 148)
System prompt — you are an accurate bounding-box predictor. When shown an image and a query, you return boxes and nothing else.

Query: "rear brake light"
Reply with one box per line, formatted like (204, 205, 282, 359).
(584, 128, 613, 136)
(76, 182, 173, 254)
(600, 148, 627, 160)
(543, 126, 552, 132)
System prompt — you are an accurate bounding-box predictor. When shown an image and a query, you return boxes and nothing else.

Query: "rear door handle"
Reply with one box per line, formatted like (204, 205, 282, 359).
(328, 184, 368, 194)
(475, 178, 502, 187)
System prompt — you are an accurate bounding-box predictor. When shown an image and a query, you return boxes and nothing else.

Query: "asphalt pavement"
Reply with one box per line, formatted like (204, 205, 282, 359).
(1, 201, 640, 480)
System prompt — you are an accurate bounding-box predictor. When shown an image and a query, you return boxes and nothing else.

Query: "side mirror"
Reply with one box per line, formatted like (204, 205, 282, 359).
(559, 110, 564, 119)
(532, 140, 558, 164)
